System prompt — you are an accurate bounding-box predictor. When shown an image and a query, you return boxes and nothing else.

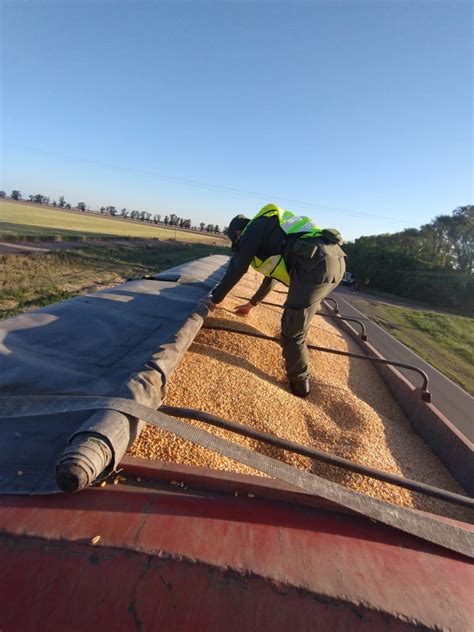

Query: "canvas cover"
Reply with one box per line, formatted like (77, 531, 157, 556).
(0, 255, 229, 494)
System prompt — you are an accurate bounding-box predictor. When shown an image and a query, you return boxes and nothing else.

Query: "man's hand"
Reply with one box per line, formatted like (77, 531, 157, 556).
(234, 302, 254, 316)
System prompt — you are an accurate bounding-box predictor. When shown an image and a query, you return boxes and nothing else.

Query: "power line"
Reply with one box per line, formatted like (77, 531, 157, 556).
(2, 142, 409, 225)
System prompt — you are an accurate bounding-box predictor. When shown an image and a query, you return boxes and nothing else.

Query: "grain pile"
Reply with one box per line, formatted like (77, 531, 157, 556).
(128, 270, 472, 522)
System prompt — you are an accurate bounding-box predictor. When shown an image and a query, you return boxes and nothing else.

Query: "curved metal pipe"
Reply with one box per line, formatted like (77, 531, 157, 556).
(201, 323, 431, 400)
(318, 312, 368, 340)
(256, 299, 367, 340)
(324, 296, 340, 313)
(160, 405, 473, 509)
(259, 289, 338, 312)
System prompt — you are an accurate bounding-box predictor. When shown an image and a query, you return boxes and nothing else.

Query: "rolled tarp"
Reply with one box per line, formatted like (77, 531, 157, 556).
(0, 254, 229, 494)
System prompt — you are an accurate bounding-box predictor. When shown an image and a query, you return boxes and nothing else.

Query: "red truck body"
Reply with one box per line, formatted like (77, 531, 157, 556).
(1, 456, 472, 631)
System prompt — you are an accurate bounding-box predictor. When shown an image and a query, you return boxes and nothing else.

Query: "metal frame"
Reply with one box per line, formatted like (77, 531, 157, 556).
(256, 299, 368, 340)
(324, 297, 339, 313)
(202, 323, 431, 401)
(319, 311, 367, 340)
(161, 405, 473, 509)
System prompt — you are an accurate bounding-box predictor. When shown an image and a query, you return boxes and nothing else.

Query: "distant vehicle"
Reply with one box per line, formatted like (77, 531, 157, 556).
(342, 271, 355, 286)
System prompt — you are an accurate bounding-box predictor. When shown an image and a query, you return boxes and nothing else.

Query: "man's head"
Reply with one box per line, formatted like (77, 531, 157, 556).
(227, 215, 250, 250)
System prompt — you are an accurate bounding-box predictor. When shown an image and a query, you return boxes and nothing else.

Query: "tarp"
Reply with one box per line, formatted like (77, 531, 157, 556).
(0, 255, 229, 494)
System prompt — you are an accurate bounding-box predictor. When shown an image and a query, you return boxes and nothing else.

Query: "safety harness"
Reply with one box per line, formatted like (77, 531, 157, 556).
(243, 203, 343, 285)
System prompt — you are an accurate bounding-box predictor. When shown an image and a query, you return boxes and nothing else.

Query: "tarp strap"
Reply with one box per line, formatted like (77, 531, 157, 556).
(1, 395, 473, 559)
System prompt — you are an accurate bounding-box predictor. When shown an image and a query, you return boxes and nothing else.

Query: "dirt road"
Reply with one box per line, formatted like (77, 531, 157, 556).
(0, 238, 173, 255)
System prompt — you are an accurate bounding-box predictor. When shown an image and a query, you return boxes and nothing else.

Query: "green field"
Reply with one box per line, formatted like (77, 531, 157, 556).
(0, 201, 225, 245)
(355, 301, 474, 394)
(0, 242, 229, 320)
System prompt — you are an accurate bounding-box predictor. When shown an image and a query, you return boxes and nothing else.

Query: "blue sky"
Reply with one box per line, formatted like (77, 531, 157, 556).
(1, 1, 472, 240)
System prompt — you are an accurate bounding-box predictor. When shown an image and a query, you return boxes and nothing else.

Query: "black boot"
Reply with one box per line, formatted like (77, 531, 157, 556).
(289, 377, 310, 398)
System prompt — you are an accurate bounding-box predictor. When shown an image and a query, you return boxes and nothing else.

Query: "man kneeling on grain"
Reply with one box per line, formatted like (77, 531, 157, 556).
(207, 203, 346, 398)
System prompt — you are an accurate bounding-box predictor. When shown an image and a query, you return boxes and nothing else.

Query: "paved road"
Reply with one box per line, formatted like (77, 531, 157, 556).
(332, 287, 473, 442)
(0, 239, 113, 254)
(0, 238, 181, 255)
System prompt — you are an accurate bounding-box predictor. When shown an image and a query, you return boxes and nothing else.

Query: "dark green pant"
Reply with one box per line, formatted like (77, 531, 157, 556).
(281, 246, 345, 380)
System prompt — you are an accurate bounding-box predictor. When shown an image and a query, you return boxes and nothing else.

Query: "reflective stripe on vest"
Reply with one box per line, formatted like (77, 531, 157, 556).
(243, 203, 322, 286)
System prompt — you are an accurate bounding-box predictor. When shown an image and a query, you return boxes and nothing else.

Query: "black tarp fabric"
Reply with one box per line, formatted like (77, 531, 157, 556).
(0, 255, 229, 494)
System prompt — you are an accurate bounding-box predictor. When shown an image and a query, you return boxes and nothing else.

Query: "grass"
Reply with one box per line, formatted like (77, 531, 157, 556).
(0, 241, 229, 320)
(0, 200, 225, 244)
(357, 301, 474, 394)
(361, 286, 473, 317)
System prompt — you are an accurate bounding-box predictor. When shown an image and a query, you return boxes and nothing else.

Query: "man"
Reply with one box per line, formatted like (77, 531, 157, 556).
(208, 203, 346, 398)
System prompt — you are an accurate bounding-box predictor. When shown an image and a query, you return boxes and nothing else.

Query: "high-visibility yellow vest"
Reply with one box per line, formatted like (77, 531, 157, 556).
(243, 203, 323, 286)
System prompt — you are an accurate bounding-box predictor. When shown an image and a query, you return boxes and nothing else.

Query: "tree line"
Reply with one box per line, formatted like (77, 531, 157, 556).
(1, 190, 227, 235)
(345, 205, 473, 311)
(5, 189, 470, 310)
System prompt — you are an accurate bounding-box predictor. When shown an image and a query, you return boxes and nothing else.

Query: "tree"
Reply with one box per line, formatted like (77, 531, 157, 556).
(77, 202, 86, 212)
(153, 214, 161, 224)
(416, 210, 473, 272)
(182, 219, 191, 229)
(58, 196, 66, 208)
(214, 225, 220, 234)
(52, 200, 57, 207)
(345, 205, 474, 310)
(65, 203, 72, 209)
(120, 208, 128, 218)
(206, 224, 214, 233)
(449, 206, 474, 273)
(99, 206, 106, 214)
(11, 190, 21, 200)
(223, 226, 228, 235)
(164, 215, 169, 225)
(106, 206, 117, 216)
(0, 191, 6, 198)
(199, 222, 205, 231)
(427, 215, 454, 268)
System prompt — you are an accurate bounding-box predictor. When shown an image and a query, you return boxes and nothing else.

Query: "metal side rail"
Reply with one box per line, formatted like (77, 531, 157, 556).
(254, 298, 367, 340)
(160, 405, 472, 509)
(0, 395, 472, 559)
(202, 324, 431, 401)
(315, 311, 367, 340)
(324, 296, 340, 313)
(274, 289, 340, 313)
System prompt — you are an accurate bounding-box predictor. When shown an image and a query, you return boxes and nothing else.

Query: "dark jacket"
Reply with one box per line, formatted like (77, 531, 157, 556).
(211, 216, 283, 304)
(211, 216, 345, 304)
